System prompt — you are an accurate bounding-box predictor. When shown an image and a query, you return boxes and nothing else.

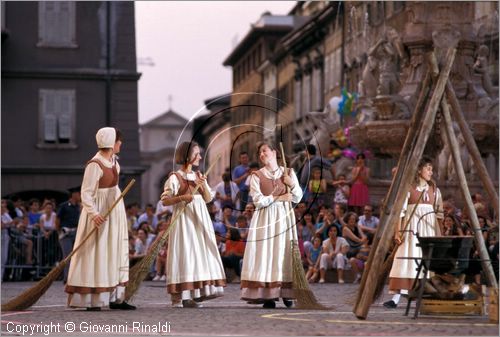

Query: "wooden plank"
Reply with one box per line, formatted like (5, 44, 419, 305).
(444, 82, 500, 221)
(354, 48, 457, 319)
(441, 97, 498, 289)
(354, 70, 432, 306)
(421, 297, 484, 315)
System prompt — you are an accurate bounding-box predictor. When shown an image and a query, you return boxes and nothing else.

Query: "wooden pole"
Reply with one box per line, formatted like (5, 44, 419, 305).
(353, 48, 457, 319)
(354, 70, 432, 305)
(441, 97, 498, 289)
(445, 82, 500, 221)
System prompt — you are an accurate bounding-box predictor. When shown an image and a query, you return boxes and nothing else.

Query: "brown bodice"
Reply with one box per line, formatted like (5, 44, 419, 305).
(408, 184, 435, 205)
(253, 168, 291, 196)
(170, 172, 200, 196)
(87, 159, 118, 188)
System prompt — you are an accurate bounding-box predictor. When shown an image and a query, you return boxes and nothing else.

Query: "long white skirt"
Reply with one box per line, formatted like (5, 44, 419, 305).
(66, 186, 129, 308)
(240, 201, 296, 301)
(166, 194, 225, 301)
(389, 203, 439, 293)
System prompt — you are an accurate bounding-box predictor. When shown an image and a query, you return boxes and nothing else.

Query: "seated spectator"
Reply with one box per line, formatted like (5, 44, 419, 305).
(342, 212, 368, 259)
(221, 228, 245, 280)
(235, 215, 249, 241)
(331, 174, 350, 208)
(243, 203, 255, 223)
(221, 205, 236, 230)
(305, 236, 322, 283)
(126, 202, 140, 231)
(358, 205, 379, 240)
(319, 226, 350, 283)
(301, 212, 315, 254)
(215, 230, 226, 255)
(134, 204, 158, 231)
(130, 228, 150, 266)
(152, 219, 170, 282)
(332, 203, 346, 234)
(209, 203, 227, 239)
(349, 239, 371, 283)
(155, 199, 172, 222)
(315, 209, 338, 241)
(442, 214, 464, 236)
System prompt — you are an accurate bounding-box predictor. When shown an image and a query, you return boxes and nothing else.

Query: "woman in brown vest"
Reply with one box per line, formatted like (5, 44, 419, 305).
(161, 141, 226, 308)
(383, 156, 444, 308)
(65, 127, 135, 311)
(240, 141, 303, 308)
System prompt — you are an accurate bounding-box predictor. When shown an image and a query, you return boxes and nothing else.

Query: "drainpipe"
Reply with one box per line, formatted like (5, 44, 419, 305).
(105, 1, 111, 126)
(340, 1, 345, 89)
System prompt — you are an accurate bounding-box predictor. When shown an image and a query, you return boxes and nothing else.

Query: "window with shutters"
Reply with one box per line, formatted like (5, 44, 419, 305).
(38, 89, 77, 148)
(38, 2, 77, 48)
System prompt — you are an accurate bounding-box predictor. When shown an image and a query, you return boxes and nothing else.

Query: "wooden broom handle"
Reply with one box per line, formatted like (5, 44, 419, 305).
(64, 179, 136, 262)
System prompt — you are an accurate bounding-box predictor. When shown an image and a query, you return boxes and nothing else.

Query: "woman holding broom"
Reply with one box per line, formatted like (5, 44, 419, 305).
(240, 141, 303, 309)
(383, 157, 443, 308)
(161, 141, 226, 308)
(65, 127, 135, 311)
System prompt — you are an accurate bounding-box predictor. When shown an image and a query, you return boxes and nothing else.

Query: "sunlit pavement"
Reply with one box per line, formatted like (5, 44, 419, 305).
(1, 281, 498, 336)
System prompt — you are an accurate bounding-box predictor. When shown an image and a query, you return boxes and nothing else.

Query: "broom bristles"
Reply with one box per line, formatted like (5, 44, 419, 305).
(125, 233, 168, 301)
(2, 260, 66, 311)
(291, 240, 329, 310)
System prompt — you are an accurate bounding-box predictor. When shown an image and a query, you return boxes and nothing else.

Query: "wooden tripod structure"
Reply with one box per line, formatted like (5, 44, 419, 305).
(353, 47, 499, 320)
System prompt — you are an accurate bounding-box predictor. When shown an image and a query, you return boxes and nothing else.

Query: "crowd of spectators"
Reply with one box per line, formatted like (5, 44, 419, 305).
(1, 147, 498, 288)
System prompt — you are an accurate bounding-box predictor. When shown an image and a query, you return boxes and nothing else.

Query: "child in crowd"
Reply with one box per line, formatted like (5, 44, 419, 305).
(331, 174, 350, 208)
(305, 236, 322, 283)
(308, 167, 327, 210)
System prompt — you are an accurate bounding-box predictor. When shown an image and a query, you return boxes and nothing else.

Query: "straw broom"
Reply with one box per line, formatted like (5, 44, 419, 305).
(124, 155, 220, 301)
(2, 179, 136, 312)
(372, 191, 424, 302)
(279, 142, 328, 310)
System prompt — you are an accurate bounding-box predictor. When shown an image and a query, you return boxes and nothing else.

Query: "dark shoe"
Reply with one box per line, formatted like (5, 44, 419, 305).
(109, 301, 136, 310)
(263, 300, 276, 309)
(383, 300, 397, 309)
(86, 307, 101, 311)
(282, 298, 293, 308)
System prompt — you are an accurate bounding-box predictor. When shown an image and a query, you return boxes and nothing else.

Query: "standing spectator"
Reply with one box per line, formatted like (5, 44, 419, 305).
(357, 205, 379, 241)
(214, 172, 240, 213)
(331, 174, 350, 208)
(65, 127, 135, 310)
(243, 162, 260, 205)
(11, 195, 25, 218)
(38, 202, 59, 266)
(308, 166, 327, 211)
(319, 226, 350, 283)
(1, 199, 14, 279)
(232, 151, 250, 210)
(27, 199, 42, 232)
(56, 187, 81, 283)
(134, 204, 158, 231)
(348, 153, 370, 215)
(299, 144, 332, 188)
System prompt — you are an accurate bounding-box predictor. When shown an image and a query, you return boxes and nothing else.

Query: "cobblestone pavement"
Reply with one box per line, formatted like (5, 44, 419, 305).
(1, 281, 498, 336)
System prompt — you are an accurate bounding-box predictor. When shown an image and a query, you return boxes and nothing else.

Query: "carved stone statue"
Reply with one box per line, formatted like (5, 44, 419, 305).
(473, 44, 495, 96)
(368, 33, 401, 96)
(358, 55, 379, 98)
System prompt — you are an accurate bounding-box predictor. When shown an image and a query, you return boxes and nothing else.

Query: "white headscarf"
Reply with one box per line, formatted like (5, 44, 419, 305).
(95, 127, 116, 148)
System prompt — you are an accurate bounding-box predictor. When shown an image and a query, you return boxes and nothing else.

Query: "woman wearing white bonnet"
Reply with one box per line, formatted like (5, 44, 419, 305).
(65, 127, 136, 311)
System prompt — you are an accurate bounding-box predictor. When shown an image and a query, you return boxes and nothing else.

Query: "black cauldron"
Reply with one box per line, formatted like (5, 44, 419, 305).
(416, 235, 474, 274)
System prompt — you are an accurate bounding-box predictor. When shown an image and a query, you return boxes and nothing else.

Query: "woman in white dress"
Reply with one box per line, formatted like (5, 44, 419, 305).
(65, 127, 135, 311)
(240, 142, 303, 308)
(161, 141, 225, 308)
(383, 157, 444, 308)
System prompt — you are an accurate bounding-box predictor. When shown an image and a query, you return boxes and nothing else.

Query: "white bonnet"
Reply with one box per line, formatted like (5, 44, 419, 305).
(95, 127, 116, 148)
